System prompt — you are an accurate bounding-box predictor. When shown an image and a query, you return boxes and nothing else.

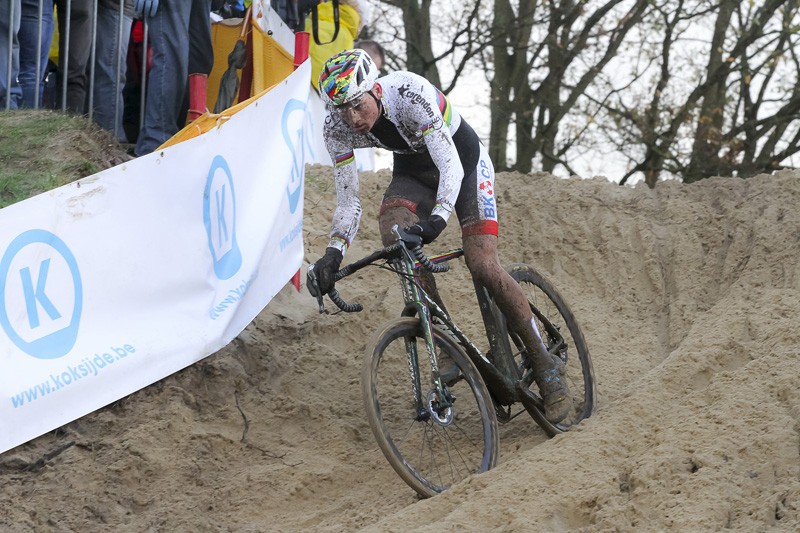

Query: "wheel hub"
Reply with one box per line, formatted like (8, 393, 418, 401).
(426, 389, 454, 426)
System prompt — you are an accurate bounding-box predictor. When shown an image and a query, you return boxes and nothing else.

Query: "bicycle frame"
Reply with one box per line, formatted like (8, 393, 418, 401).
(391, 243, 454, 418)
(309, 228, 556, 420)
(392, 243, 539, 416)
(317, 230, 594, 495)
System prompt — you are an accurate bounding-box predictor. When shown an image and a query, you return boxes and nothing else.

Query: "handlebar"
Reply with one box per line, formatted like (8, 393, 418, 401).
(307, 225, 454, 314)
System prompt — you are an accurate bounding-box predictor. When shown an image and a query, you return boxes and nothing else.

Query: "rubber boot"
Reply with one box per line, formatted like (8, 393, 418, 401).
(187, 73, 208, 123)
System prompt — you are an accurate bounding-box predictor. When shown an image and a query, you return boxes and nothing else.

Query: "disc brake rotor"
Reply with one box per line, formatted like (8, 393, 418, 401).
(426, 389, 454, 426)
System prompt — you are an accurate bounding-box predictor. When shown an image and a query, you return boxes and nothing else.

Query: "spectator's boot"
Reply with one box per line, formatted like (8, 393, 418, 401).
(187, 73, 208, 123)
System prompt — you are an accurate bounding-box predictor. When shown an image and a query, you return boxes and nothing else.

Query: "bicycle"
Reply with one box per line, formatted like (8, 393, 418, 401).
(307, 226, 595, 498)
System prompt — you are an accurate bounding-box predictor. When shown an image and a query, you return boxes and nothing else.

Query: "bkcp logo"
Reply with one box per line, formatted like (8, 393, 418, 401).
(204, 155, 242, 280)
(0, 229, 83, 359)
(282, 99, 305, 215)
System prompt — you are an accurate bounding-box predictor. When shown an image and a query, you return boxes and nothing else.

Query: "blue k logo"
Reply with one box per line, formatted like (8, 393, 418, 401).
(203, 155, 242, 280)
(0, 230, 83, 359)
(282, 99, 305, 214)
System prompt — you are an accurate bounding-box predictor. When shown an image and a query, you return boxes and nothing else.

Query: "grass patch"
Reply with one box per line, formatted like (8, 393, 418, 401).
(0, 110, 131, 209)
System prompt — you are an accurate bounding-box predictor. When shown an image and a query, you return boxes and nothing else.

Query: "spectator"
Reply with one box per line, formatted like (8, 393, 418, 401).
(121, 18, 148, 144)
(55, 0, 94, 114)
(1, 0, 22, 109)
(268, 0, 308, 30)
(92, 0, 134, 141)
(18, 0, 55, 109)
(268, 0, 369, 89)
(305, 0, 365, 90)
(182, 0, 214, 124)
(213, 0, 246, 19)
(133, 0, 214, 156)
(354, 39, 384, 71)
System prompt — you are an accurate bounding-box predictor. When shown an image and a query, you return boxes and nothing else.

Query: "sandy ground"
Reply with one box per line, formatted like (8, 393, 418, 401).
(1, 166, 799, 532)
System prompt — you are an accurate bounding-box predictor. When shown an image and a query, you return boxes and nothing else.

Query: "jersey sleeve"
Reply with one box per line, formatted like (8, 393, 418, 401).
(323, 118, 362, 256)
(424, 126, 463, 222)
(398, 77, 464, 222)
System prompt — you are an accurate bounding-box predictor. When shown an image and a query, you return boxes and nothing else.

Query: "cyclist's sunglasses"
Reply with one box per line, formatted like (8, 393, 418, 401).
(334, 94, 368, 116)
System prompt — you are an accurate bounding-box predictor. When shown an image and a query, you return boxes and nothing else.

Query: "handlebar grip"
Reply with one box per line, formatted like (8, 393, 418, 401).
(413, 246, 450, 273)
(328, 289, 363, 313)
(334, 265, 351, 281)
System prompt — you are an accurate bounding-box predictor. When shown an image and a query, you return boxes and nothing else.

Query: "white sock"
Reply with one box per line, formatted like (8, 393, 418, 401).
(530, 318, 549, 355)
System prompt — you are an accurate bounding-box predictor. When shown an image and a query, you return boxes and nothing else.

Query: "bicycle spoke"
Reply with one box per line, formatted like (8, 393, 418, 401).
(363, 318, 497, 497)
(506, 264, 595, 434)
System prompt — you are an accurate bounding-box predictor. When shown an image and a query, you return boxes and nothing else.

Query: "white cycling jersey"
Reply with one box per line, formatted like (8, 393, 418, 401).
(322, 70, 473, 254)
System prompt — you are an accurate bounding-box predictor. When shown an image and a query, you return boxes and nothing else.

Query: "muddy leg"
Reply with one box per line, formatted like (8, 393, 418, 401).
(378, 206, 450, 315)
(463, 233, 572, 423)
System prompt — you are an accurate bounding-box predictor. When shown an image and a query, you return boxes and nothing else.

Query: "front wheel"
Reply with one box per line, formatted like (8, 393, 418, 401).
(362, 317, 499, 498)
(506, 264, 596, 436)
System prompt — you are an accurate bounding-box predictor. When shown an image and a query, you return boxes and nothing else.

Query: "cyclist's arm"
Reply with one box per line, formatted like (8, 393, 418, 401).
(324, 124, 362, 256)
(403, 82, 463, 223)
(423, 126, 464, 222)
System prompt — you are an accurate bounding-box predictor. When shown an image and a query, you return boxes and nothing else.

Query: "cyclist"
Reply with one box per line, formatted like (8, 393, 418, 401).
(309, 49, 572, 423)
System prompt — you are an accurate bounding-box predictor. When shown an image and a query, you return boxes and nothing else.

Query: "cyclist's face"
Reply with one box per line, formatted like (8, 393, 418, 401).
(335, 86, 381, 134)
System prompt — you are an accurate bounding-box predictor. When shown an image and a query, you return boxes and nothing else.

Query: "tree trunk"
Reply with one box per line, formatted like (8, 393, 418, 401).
(488, 0, 537, 171)
(401, 0, 441, 88)
(684, 0, 735, 183)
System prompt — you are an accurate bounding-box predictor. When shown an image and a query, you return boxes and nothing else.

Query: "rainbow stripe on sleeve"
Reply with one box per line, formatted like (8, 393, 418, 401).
(421, 90, 452, 136)
(422, 122, 437, 137)
(331, 233, 350, 249)
(436, 89, 452, 127)
(334, 151, 355, 167)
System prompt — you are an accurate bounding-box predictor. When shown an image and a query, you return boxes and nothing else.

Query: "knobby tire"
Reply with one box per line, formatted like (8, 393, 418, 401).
(362, 317, 499, 498)
(505, 263, 596, 436)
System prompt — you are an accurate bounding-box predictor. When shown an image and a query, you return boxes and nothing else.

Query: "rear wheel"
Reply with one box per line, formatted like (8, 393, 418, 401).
(362, 317, 499, 498)
(505, 264, 595, 435)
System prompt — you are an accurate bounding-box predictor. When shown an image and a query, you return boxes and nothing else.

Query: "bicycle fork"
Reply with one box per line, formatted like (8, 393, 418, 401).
(396, 257, 454, 422)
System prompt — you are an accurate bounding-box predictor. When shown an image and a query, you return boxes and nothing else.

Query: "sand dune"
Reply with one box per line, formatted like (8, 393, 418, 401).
(1, 167, 798, 531)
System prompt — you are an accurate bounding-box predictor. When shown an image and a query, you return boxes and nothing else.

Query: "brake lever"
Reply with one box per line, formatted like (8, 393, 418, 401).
(391, 224, 448, 273)
(392, 224, 423, 248)
(306, 264, 326, 313)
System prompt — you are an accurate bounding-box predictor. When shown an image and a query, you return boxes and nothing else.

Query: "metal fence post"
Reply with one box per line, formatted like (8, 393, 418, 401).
(4, 0, 16, 111)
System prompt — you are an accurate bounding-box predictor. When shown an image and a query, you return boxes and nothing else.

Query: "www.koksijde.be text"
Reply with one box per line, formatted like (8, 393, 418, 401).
(209, 276, 255, 320)
(10, 344, 136, 408)
(279, 220, 302, 252)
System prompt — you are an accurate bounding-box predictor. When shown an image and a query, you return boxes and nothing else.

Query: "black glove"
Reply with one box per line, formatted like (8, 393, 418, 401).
(406, 215, 447, 245)
(309, 247, 343, 295)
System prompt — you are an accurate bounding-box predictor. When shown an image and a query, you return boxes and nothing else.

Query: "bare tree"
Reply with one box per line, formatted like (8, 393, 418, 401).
(484, 0, 654, 173)
(686, 0, 800, 182)
(367, 0, 800, 185)
(595, 0, 799, 186)
(487, 0, 536, 170)
(368, 0, 488, 94)
(588, 0, 715, 186)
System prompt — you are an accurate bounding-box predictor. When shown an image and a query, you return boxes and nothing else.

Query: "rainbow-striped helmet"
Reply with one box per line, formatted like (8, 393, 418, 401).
(318, 49, 379, 106)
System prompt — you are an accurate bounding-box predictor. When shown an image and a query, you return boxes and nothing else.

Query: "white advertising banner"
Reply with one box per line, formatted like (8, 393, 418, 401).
(0, 62, 311, 454)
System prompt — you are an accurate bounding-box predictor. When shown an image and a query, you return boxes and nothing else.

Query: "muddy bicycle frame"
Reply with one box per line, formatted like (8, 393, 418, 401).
(311, 226, 560, 424)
